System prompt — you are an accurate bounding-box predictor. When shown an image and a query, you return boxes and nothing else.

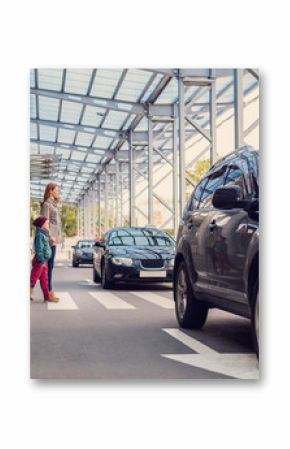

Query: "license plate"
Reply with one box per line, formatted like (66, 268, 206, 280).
(139, 271, 166, 278)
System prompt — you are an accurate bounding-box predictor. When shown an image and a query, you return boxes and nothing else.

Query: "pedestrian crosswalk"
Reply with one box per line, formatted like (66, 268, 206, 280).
(89, 291, 136, 310)
(47, 292, 79, 310)
(43, 285, 173, 312)
(131, 291, 174, 309)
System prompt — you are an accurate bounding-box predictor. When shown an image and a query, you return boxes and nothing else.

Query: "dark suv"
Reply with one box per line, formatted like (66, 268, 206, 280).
(173, 146, 259, 354)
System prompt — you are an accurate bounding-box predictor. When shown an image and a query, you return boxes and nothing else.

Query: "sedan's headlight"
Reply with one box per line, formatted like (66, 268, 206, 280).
(111, 257, 133, 266)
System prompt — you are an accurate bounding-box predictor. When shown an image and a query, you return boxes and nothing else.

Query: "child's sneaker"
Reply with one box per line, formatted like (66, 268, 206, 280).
(49, 291, 60, 301)
(44, 296, 59, 303)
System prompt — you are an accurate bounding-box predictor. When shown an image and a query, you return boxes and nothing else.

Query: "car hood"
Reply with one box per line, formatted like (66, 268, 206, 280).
(107, 246, 175, 259)
(78, 248, 93, 255)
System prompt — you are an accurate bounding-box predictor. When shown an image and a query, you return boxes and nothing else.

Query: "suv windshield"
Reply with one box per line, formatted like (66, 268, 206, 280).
(108, 229, 175, 247)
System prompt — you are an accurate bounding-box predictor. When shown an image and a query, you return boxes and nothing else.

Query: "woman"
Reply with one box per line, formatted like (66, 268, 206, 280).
(40, 182, 62, 301)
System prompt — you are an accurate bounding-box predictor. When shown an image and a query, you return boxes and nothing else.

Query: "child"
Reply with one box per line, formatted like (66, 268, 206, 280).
(30, 216, 59, 302)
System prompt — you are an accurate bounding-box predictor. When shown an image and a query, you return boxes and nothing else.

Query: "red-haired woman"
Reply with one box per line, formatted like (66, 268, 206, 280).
(41, 183, 62, 301)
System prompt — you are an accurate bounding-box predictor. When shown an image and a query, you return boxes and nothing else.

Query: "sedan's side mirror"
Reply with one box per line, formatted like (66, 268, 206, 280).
(71, 245, 76, 249)
(212, 185, 242, 210)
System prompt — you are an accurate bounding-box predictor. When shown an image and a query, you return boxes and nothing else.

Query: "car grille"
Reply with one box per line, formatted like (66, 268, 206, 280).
(141, 259, 164, 269)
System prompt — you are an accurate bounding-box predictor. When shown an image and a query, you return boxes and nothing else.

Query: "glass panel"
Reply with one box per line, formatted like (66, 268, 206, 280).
(116, 69, 152, 102)
(156, 78, 178, 104)
(60, 101, 83, 123)
(90, 69, 124, 98)
(38, 69, 63, 91)
(58, 128, 76, 144)
(102, 110, 128, 130)
(30, 94, 36, 118)
(81, 105, 105, 126)
(39, 96, 60, 120)
(75, 132, 94, 146)
(65, 69, 93, 94)
(39, 125, 57, 142)
(93, 136, 113, 148)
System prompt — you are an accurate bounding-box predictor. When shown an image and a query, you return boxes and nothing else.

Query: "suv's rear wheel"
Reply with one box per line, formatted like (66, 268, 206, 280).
(174, 261, 208, 329)
(251, 279, 259, 357)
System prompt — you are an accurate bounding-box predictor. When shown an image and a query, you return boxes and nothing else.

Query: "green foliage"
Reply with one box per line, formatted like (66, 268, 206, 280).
(61, 204, 77, 237)
(30, 200, 41, 236)
(163, 228, 174, 238)
(186, 159, 211, 184)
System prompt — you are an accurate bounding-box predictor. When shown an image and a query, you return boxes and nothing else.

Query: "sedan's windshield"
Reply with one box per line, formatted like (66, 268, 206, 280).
(108, 229, 175, 247)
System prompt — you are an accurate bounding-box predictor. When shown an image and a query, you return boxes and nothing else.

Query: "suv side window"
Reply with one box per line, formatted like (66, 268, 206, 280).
(187, 177, 208, 211)
(224, 162, 248, 198)
(199, 165, 227, 209)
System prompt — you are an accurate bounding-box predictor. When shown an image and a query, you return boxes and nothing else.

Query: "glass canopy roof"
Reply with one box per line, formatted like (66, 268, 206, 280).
(30, 68, 258, 204)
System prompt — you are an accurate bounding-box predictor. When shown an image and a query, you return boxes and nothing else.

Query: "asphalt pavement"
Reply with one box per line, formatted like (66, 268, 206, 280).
(30, 263, 259, 380)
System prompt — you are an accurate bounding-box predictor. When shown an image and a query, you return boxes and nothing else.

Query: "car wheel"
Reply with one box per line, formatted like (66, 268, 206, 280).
(72, 259, 79, 267)
(251, 279, 259, 358)
(101, 261, 114, 289)
(93, 266, 101, 283)
(174, 261, 208, 329)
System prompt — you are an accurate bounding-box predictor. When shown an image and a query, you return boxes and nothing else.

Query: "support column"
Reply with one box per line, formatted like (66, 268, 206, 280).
(173, 117, 179, 235)
(178, 75, 186, 216)
(129, 131, 136, 226)
(120, 163, 123, 226)
(86, 193, 90, 238)
(76, 206, 80, 237)
(148, 116, 153, 224)
(115, 159, 120, 226)
(104, 165, 109, 231)
(234, 69, 244, 148)
(210, 70, 217, 165)
(91, 185, 96, 238)
(97, 176, 101, 237)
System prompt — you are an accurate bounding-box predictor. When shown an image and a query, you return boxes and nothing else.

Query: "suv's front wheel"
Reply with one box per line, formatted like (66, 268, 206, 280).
(174, 261, 208, 329)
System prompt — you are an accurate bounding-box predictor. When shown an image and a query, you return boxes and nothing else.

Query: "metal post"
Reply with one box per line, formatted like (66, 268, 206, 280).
(82, 198, 85, 238)
(115, 159, 119, 226)
(104, 165, 108, 231)
(120, 162, 123, 226)
(86, 190, 90, 238)
(111, 174, 115, 227)
(148, 115, 153, 224)
(91, 185, 96, 238)
(97, 176, 101, 237)
(76, 206, 80, 237)
(129, 131, 135, 226)
(210, 70, 217, 165)
(173, 117, 179, 235)
(178, 75, 186, 215)
(234, 69, 244, 148)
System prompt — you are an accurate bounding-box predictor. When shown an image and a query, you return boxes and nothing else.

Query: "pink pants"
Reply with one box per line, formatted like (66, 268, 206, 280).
(30, 256, 49, 299)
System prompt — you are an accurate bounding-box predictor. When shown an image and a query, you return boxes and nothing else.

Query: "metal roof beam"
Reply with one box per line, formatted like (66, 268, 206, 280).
(31, 119, 126, 139)
(30, 88, 145, 114)
(30, 138, 111, 156)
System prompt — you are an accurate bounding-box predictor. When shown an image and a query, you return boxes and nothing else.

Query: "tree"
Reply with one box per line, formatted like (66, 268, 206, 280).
(61, 204, 77, 237)
(30, 200, 41, 236)
(186, 159, 211, 185)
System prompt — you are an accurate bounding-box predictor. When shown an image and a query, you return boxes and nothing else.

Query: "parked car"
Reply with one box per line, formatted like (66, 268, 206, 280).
(72, 240, 96, 267)
(93, 226, 176, 288)
(173, 146, 259, 355)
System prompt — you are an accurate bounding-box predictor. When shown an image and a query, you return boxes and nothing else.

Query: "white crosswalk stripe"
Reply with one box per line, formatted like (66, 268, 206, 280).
(47, 292, 79, 310)
(131, 291, 174, 309)
(89, 291, 136, 310)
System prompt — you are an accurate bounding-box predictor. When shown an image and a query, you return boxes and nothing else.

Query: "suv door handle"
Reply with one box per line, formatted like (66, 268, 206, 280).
(209, 219, 217, 232)
(187, 218, 193, 229)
